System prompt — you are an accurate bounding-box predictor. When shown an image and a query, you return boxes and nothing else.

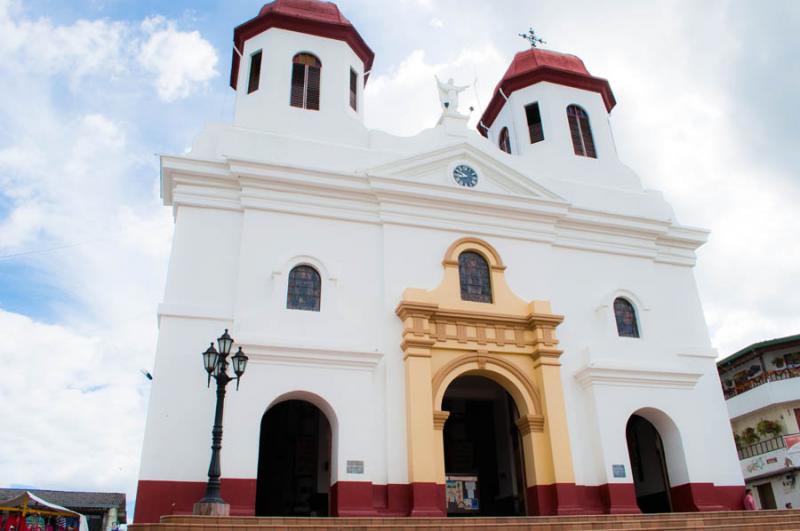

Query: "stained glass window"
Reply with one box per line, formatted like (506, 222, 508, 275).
(566, 105, 596, 158)
(614, 297, 639, 338)
(287, 265, 321, 311)
(459, 251, 492, 303)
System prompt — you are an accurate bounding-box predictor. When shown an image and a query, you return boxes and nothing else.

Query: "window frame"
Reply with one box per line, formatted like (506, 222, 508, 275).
(290, 52, 322, 110)
(525, 102, 544, 144)
(498, 127, 511, 154)
(247, 50, 262, 94)
(566, 104, 597, 158)
(613, 297, 640, 338)
(458, 251, 493, 303)
(349, 67, 358, 111)
(286, 264, 322, 312)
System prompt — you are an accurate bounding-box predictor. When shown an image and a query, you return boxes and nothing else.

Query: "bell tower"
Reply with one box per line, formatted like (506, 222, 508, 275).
(478, 48, 617, 162)
(229, 0, 374, 143)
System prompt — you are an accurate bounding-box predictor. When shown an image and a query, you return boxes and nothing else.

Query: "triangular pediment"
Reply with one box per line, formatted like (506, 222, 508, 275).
(364, 143, 566, 202)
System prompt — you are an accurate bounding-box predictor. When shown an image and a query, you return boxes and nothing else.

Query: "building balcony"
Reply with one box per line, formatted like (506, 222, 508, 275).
(723, 367, 800, 399)
(725, 371, 800, 420)
(738, 435, 786, 460)
(738, 434, 799, 482)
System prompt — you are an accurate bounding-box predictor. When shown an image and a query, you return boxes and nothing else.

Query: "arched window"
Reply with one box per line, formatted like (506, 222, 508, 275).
(566, 105, 596, 158)
(287, 265, 321, 311)
(498, 127, 511, 154)
(290, 53, 321, 110)
(459, 251, 492, 303)
(614, 297, 639, 337)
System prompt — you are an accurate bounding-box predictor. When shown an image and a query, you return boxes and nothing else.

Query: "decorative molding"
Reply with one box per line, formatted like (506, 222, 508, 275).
(677, 349, 719, 360)
(237, 338, 383, 371)
(161, 152, 707, 266)
(515, 414, 545, 435)
(431, 352, 543, 415)
(157, 303, 233, 322)
(432, 410, 450, 430)
(574, 361, 702, 390)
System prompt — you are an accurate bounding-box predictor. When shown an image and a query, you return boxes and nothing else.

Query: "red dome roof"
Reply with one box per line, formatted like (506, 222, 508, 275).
(230, 0, 374, 89)
(478, 48, 615, 135)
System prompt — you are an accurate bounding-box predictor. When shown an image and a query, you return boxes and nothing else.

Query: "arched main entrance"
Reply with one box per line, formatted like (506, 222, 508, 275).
(442, 375, 526, 516)
(255, 400, 332, 516)
(626, 414, 672, 513)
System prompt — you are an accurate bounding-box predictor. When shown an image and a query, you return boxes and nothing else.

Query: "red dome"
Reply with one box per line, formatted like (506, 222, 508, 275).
(478, 48, 615, 135)
(230, 0, 374, 89)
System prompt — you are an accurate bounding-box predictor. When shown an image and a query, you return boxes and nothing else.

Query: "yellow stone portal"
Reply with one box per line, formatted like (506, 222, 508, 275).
(396, 237, 575, 492)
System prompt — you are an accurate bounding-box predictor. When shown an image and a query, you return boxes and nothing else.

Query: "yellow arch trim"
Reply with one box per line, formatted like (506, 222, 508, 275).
(443, 237, 506, 270)
(432, 353, 543, 416)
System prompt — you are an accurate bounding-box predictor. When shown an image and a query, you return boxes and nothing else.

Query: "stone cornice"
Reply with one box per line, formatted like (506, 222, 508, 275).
(574, 361, 702, 390)
(161, 154, 708, 265)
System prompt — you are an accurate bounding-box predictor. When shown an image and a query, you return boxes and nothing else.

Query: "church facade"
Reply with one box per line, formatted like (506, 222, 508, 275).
(134, 0, 744, 522)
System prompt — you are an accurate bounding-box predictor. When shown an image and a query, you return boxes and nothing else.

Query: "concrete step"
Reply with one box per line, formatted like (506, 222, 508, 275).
(128, 510, 800, 531)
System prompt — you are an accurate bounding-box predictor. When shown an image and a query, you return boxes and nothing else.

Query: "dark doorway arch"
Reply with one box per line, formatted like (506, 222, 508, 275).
(626, 414, 672, 513)
(442, 375, 526, 516)
(256, 400, 332, 516)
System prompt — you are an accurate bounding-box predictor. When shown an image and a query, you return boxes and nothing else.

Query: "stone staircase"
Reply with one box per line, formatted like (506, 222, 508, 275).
(130, 511, 800, 530)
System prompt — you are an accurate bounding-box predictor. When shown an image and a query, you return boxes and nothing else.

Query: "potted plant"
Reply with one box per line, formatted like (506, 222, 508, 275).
(733, 432, 742, 450)
(741, 427, 760, 445)
(756, 419, 782, 438)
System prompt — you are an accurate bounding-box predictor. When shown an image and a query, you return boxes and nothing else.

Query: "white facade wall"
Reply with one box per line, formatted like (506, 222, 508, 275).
(138, 20, 744, 518)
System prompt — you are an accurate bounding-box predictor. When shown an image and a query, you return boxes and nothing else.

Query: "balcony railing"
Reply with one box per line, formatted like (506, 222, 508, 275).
(722, 367, 800, 399)
(737, 435, 786, 459)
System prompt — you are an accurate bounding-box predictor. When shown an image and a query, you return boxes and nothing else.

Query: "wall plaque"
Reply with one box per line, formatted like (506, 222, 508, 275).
(346, 460, 364, 474)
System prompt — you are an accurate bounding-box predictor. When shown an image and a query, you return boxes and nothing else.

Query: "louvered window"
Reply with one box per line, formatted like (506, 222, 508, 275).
(613, 298, 639, 337)
(566, 105, 596, 158)
(287, 265, 321, 311)
(459, 251, 492, 303)
(290, 53, 321, 110)
(247, 50, 262, 94)
(349, 68, 358, 111)
(525, 103, 544, 143)
(498, 127, 511, 154)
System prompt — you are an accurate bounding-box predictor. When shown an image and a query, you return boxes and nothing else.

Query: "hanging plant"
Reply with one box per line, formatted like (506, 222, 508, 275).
(741, 427, 760, 445)
(756, 419, 782, 437)
(772, 357, 786, 369)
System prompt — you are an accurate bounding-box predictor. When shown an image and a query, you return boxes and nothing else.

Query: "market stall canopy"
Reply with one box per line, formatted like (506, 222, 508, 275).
(0, 491, 89, 531)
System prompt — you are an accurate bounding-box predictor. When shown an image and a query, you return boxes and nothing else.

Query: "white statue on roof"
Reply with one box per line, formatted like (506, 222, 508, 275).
(435, 75, 469, 115)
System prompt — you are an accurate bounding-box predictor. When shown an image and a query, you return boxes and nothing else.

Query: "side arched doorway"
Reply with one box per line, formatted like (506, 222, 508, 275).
(256, 400, 332, 516)
(626, 414, 672, 513)
(442, 375, 527, 516)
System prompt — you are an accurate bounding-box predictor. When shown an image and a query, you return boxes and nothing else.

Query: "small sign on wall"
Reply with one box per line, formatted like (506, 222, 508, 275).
(612, 464, 626, 478)
(346, 460, 364, 474)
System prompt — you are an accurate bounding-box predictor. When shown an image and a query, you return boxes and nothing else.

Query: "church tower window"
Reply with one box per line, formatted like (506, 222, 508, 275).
(525, 103, 544, 144)
(349, 68, 358, 111)
(499, 127, 511, 154)
(287, 265, 321, 311)
(458, 251, 492, 303)
(614, 297, 639, 337)
(248, 50, 262, 94)
(567, 104, 596, 158)
(290, 53, 322, 110)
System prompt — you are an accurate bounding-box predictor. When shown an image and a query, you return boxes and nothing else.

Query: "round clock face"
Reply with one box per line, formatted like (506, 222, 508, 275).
(453, 164, 478, 187)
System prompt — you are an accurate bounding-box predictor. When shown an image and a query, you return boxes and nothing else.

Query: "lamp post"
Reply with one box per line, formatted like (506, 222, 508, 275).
(193, 329, 249, 516)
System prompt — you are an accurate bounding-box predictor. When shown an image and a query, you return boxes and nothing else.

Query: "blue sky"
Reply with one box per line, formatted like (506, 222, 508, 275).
(1, 0, 799, 523)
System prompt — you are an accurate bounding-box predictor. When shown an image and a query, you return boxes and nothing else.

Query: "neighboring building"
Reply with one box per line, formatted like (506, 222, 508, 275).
(717, 334, 800, 510)
(0, 489, 126, 531)
(135, 0, 743, 522)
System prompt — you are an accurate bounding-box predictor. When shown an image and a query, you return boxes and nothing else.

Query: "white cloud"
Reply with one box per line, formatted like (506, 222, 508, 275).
(0, 1, 218, 101)
(428, 17, 443, 28)
(138, 16, 219, 102)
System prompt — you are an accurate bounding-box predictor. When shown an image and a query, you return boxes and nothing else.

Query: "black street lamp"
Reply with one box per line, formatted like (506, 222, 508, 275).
(193, 329, 249, 516)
